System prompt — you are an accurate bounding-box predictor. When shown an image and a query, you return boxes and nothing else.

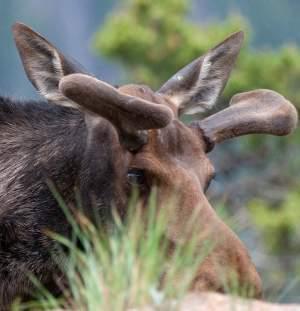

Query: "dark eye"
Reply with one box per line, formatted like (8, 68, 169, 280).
(127, 168, 146, 186)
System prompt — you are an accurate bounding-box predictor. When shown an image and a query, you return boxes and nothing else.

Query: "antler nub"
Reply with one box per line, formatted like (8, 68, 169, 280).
(193, 89, 298, 150)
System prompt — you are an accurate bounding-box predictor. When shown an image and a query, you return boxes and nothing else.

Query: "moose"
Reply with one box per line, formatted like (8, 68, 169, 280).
(0, 22, 297, 307)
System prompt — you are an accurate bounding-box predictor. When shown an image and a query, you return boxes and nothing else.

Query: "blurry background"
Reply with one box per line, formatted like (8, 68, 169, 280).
(0, 0, 299, 303)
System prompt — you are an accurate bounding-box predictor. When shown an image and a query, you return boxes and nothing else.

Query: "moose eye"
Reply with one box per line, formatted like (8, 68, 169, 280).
(127, 168, 146, 186)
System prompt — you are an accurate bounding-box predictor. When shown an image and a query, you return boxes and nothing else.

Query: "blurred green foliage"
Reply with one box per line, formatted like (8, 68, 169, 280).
(248, 189, 300, 301)
(94, 0, 300, 116)
(93, 0, 247, 89)
(249, 191, 300, 254)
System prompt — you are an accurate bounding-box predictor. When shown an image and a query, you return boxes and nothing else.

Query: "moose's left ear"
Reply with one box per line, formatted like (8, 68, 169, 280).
(12, 22, 89, 106)
(158, 32, 244, 115)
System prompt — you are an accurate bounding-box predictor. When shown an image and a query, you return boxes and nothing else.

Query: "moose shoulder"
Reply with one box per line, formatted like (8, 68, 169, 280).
(0, 22, 297, 307)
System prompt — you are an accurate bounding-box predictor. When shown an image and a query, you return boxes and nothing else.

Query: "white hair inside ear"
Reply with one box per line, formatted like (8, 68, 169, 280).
(13, 22, 89, 108)
(173, 55, 222, 115)
(158, 31, 244, 116)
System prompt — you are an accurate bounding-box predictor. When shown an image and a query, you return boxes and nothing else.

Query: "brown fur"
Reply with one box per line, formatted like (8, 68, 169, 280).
(118, 86, 263, 297)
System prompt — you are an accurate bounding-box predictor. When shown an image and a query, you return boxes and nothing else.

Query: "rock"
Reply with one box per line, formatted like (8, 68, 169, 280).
(178, 292, 300, 311)
(129, 292, 300, 311)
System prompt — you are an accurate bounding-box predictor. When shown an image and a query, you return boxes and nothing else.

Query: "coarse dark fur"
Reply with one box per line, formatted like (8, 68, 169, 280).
(0, 96, 120, 306)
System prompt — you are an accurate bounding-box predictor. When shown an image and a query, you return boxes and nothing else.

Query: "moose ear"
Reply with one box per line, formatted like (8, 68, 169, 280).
(12, 22, 89, 106)
(158, 32, 244, 115)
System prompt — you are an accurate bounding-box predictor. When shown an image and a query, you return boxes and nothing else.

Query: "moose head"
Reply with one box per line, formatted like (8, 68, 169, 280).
(12, 23, 298, 299)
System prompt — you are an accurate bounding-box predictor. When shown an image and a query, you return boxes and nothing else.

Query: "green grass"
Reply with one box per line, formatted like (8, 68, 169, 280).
(13, 189, 213, 310)
(9, 184, 274, 310)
